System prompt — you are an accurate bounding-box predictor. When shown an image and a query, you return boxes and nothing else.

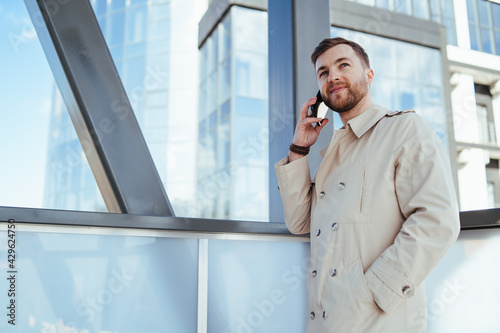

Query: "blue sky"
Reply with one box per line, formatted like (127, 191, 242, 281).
(0, 1, 54, 208)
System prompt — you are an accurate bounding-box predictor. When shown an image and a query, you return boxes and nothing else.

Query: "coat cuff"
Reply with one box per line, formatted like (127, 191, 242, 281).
(365, 258, 414, 314)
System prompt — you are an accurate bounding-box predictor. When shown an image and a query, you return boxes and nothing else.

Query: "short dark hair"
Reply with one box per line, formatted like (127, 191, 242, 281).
(311, 37, 370, 68)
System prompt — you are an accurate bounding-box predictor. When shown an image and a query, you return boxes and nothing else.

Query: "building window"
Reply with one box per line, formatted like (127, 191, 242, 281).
(475, 83, 496, 145)
(343, 0, 457, 45)
(467, 0, 500, 55)
(486, 159, 500, 208)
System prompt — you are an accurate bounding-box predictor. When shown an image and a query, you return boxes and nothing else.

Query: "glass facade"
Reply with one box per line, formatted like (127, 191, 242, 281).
(467, 0, 500, 55)
(44, 92, 106, 212)
(197, 6, 268, 221)
(44, 0, 204, 216)
(331, 27, 449, 146)
(344, 0, 458, 45)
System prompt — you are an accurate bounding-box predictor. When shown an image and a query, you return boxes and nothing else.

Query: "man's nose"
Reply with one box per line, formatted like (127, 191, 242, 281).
(328, 69, 339, 82)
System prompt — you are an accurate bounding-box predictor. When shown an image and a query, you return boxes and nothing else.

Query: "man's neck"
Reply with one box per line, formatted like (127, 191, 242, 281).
(339, 95, 374, 126)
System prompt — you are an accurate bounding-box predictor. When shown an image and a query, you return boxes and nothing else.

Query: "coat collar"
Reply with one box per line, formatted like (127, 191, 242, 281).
(346, 104, 391, 138)
(318, 105, 390, 159)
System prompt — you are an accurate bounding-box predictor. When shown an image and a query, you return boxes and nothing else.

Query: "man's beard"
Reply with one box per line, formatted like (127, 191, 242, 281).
(322, 77, 369, 113)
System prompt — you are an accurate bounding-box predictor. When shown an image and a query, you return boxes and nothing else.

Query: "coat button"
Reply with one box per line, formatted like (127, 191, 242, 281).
(330, 268, 337, 277)
(402, 285, 411, 295)
(331, 222, 338, 231)
(319, 191, 325, 198)
(312, 270, 317, 278)
(338, 182, 345, 190)
(316, 229, 321, 236)
(323, 310, 328, 319)
(310, 312, 315, 320)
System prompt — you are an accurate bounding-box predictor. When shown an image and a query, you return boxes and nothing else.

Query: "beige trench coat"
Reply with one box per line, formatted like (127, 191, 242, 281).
(275, 105, 460, 332)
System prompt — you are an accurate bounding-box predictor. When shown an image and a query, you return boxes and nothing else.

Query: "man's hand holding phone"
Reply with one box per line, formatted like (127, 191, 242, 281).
(289, 92, 329, 163)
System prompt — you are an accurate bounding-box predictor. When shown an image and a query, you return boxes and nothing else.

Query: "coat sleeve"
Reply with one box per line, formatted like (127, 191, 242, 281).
(364, 113, 461, 313)
(274, 155, 313, 235)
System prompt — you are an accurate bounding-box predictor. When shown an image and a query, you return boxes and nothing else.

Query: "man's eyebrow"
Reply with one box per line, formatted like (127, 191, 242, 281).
(316, 65, 327, 75)
(316, 57, 352, 74)
(334, 57, 350, 64)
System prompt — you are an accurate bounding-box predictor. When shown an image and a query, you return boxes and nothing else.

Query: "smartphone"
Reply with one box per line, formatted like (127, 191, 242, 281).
(310, 90, 329, 126)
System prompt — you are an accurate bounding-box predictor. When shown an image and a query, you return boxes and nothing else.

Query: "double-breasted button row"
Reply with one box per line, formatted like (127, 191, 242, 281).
(315, 222, 339, 238)
(311, 268, 337, 277)
(318, 183, 345, 198)
(309, 310, 329, 320)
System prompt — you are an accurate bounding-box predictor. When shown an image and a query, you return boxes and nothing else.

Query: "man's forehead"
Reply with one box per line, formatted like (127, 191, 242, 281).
(315, 44, 358, 69)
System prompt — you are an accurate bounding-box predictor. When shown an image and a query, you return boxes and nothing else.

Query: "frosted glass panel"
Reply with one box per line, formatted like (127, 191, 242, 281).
(0, 230, 198, 333)
(207, 239, 309, 333)
(426, 229, 500, 332)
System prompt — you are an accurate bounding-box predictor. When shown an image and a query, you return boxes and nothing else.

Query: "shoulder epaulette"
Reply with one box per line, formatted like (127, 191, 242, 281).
(386, 109, 416, 117)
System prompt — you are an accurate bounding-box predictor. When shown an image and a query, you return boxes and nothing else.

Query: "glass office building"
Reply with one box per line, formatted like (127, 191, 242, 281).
(197, 7, 268, 221)
(2, 0, 500, 332)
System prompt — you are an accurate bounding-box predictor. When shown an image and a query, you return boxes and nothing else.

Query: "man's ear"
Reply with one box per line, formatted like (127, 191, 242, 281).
(366, 68, 374, 85)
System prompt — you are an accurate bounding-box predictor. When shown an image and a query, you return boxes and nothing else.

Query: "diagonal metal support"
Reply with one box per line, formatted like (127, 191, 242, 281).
(24, 0, 174, 216)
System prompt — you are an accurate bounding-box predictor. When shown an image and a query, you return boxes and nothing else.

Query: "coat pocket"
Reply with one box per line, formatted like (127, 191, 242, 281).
(340, 164, 372, 224)
(346, 259, 379, 320)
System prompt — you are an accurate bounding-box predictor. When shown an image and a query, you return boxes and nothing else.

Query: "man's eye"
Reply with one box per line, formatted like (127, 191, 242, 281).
(319, 71, 327, 77)
(340, 63, 349, 68)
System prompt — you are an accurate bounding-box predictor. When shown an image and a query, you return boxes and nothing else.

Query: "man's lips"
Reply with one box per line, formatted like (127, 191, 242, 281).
(331, 86, 346, 94)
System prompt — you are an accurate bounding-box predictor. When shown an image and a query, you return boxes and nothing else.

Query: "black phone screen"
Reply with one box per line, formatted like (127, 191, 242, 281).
(310, 91, 329, 125)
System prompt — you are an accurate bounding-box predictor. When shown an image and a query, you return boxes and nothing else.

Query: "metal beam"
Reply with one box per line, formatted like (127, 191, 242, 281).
(0, 205, 492, 235)
(0, 206, 299, 236)
(24, 0, 174, 216)
(268, 0, 330, 222)
(268, 0, 295, 222)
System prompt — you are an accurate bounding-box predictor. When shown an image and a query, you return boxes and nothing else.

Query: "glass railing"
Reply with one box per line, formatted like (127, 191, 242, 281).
(1, 206, 500, 332)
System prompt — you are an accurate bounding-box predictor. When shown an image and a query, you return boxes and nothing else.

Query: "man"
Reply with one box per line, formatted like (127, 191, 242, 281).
(275, 37, 460, 332)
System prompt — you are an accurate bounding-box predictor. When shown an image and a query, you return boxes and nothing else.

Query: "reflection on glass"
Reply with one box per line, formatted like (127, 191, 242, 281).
(467, 0, 500, 54)
(478, 0, 491, 26)
(413, 0, 430, 19)
(127, 5, 148, 43)
(197, 6, 268, 221)
(496, 32, 500, 55)
(45, 0, 205, 216)
(394, 0, 410, 15)
(344, 0, 457, 45)
(481, 28, 493, 54)
(470, 24, 480, 50)
(110, 0, 126, 12)
(494, 4, 500, 30)
(109, 11, 125, 46)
